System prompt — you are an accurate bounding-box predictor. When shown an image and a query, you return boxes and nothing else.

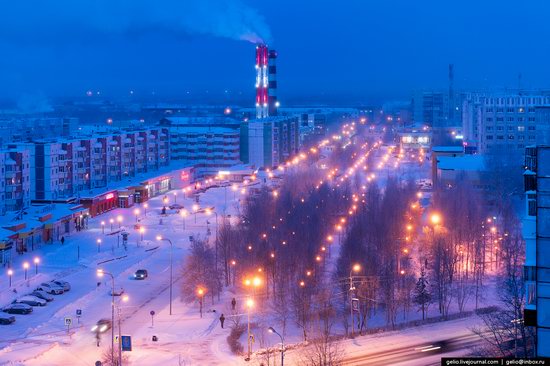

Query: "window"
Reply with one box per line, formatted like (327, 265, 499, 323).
(486, 126, 493, 131)
(518, 126, 525, 132)
(507, 117, 514, 122)
(528, 126, 536, 131)
(486, 117, 493, 122)
(508, 126, 515, 131)
(497, 117, 504, 122)
(497, 126, 504, 131)
(497, 135, 504, 140)
(507, 108, 514, 113)
(508, 135, 515, 140)
(486, 135, 493, 140)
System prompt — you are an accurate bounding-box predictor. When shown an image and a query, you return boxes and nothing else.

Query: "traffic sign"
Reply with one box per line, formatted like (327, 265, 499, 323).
(76, 309, 82, 317)
(64, 317, 72, 326)
(114, 335, 119, 343)
(352, 298, 359, 312)
(121, 336, 132, 351)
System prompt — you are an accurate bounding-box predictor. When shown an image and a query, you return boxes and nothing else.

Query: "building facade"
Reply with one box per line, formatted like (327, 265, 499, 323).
(523, 145, 550, 356)
(245, 116, 300, 168)
(463, 93, 550, 155)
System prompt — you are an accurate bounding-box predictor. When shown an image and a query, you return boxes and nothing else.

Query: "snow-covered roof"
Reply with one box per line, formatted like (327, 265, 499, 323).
(437, 155, 486, 171)
(432, 146, 464, 153)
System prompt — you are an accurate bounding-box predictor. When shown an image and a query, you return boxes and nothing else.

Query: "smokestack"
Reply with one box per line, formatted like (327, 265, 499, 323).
(255, 44, 269, 119)
(268, 50, 278, 116)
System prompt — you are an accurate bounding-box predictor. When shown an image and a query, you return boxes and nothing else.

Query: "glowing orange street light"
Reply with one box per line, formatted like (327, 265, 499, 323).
(430, 213, 442, 226)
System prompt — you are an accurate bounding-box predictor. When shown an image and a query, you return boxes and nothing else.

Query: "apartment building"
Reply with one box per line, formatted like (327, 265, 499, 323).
(463, 93, 550, 156)
(523, 145, 550, 356)
(0, 148, 31, 213)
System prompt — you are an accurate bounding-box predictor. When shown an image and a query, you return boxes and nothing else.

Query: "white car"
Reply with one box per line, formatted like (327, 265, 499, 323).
(13, 295, 47, 307)
(51, 280, 71, 291)
(37, 283, 64, 295)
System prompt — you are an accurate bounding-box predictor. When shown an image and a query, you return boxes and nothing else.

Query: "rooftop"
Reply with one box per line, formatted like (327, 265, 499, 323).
(437, 155, 486, 171)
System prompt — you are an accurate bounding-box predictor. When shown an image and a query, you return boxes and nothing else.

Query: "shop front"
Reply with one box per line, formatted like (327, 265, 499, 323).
(118, 189, 136, 208)
(142, 176, 171, 199)
(0, 240, 13, 266)
(80, 191, 118, 217)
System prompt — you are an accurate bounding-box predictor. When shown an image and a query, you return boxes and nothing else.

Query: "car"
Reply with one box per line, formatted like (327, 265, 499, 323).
(109, 288, 125, 296)
(133, 269, 148, 280)
(13, 295, 47, 307)
(36, 283, 64, 295)
(169, 203, 184, 210)
(91, 318, 112, 333)
(0, 314, 15, 325)
(51, 280, 70, 291)
(30, 290, 54, 302)
(2, 303, 33, 314)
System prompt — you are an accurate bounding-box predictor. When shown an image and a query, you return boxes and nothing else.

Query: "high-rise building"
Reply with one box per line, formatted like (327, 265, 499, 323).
(0, 147, 31, 213)
(245, 116, 299, 168)
(462, 93, 550, 156)
(523, 145, 550, 356)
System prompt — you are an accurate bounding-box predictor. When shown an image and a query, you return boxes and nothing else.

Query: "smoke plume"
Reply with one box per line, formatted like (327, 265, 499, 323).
(0, 0, 272, 44)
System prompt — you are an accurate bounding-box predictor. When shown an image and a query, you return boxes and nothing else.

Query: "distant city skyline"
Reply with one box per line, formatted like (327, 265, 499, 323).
(0, 0, 549, 104)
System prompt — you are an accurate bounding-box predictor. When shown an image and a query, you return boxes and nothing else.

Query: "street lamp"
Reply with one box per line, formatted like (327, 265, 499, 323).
(23, 262, 29, 280)
(192, 204, 199, 224)
(349, 264, 361, 338)
(245, 298, 254, 361)
(156, 236, 174, 315)
(101, 221, 105, 234)
(97, 238, 102, 253)
(173, 192, 177, 203)
(139, 226, 145, 243)
(268, 326, 285, 366)
(33, 257, 40, 275)
(430, 213, 442, 226)
(97, 269, 116, 366)
(143, 203, 148, 216)
(117, 215, 123, 228)
(7, 269, 13, 287)
(180, 209, 188, 230)
(134, 208, 140, 223)
(197, 287, 205, 318)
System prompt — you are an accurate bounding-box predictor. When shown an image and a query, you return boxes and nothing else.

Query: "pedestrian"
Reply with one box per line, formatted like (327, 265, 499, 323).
(219, 314, 225, 329)
(61, 236, 65, 245)
(231, 298, 236, 311)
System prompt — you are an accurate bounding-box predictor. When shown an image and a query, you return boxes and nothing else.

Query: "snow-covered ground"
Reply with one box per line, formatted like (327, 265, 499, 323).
(0, 179, 255, 365)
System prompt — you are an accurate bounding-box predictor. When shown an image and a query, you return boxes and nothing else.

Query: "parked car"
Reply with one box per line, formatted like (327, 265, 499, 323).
(51, 280, 70, 291)
(13, 295, 47, 307)
(31, 290, 54, 302)
(0, 314, 15, 325)
(169, 203, 184, 210)
(91, 318, 112, 333)
(133, 269, 148, 280)
(2, 303, 33, 314)
(36, 283, 64, 295)
(109, 288, 125, 296)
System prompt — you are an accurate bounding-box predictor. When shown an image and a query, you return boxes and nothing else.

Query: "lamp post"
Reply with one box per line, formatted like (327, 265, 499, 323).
(23, 262, 29, 281)
(97, 238, 102, 253)
(143, 203, 148, 216)
(109, 218, 114, 232)
(139, 227, 145, 244)
(101, 221, 105, 234)
(33, 257, 40, 275)
(192, 204, 199, 224)
(268, 326, 284, 366)
(197, 288, 205, 318)
(117, 215, 123, 229)
(245, 298, 254, 361)
(97, 269, 115, 366)
(134, 208, 140, 223)
(117, 295, 129, 366)
(349, 264, 361, 338)
(156, 236, 173, 315)
(180, 209, 188, 231)
(7, 269, 13, 287)
(173, 192, 177, 203)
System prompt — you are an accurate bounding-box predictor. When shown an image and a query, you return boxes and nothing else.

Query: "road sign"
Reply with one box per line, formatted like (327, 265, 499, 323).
(114, 335, 119, 344)
(121, 336, 132, 351)
(150, 310, 155, 316)
(76, 309, 82, 317)
(64, 317, 72, 326)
